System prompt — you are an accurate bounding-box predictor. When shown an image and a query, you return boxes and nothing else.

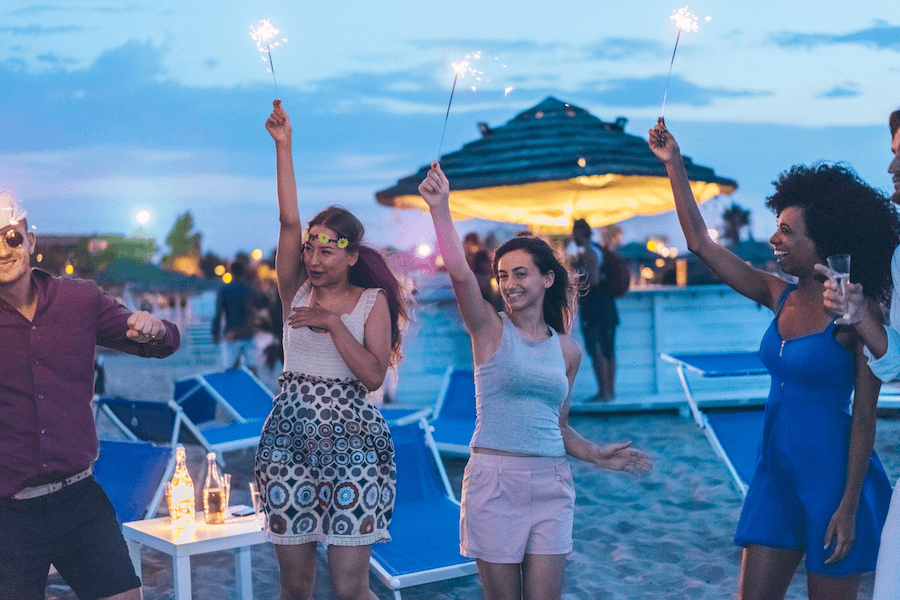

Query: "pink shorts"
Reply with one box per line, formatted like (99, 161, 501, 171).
(459, 453, 575, 563)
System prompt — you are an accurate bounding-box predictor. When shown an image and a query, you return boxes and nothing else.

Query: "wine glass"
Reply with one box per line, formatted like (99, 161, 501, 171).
(827, 254, 851, 322)
(249, 482, 266, 530)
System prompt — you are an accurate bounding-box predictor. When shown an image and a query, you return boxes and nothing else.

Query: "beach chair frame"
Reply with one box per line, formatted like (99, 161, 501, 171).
(369, 419, 477, 599)
(660, 352, 768, 497)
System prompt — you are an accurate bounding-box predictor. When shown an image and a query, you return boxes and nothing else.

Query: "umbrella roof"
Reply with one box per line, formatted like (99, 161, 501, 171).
(376, 96, 737, 233)
(94, 257, 213, 292)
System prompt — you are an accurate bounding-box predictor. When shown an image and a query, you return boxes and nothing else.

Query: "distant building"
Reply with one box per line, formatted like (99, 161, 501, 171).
(34, 233, 157, 277)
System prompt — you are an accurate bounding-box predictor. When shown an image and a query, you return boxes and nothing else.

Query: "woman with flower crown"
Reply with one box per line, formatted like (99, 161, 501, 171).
(255, 99, 408, 600)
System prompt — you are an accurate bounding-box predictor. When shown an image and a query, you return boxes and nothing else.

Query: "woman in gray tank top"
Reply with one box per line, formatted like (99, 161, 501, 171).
(419, 163, 652, 600)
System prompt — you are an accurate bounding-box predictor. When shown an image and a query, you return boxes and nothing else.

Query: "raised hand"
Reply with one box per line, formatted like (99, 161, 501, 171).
(126, 311, 167, 343)
(265, 99, 292, 144)
(648, 117, 680, 163)
(418, 162, 450, 210)
(593, 440, 653, 475)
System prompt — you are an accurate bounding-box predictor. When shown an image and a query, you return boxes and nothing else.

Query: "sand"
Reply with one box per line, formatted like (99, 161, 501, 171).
(46, 396, 900, 599)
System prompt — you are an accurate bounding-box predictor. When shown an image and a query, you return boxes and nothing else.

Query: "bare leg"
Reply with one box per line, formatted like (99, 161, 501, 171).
(807, 572, 861, 600)
(476, 559, 522, 600)
(605, 356, 616, 399)
(738, 544, 804, 600)
(326, 545, 377, 600)
(274, 542, 318, 600)
(522, 553, 566, 600)
(596, 354, 614, 400)
(589, 352, 605, 399)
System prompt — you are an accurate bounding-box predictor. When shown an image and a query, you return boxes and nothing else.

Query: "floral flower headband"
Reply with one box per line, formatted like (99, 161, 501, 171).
(304, 230, 350, 249)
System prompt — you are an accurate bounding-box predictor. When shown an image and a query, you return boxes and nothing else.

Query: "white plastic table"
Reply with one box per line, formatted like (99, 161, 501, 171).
(122, 511, 268, 600)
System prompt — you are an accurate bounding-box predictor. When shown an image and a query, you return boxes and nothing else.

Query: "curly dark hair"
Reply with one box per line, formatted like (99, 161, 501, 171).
(765, 163, 899, 304)
(492, 234, 576, 334)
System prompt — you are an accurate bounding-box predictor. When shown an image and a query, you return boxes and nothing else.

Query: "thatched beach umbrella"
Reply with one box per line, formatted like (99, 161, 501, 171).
(94, 257, 212, 292)
(376, 97, 737, 233)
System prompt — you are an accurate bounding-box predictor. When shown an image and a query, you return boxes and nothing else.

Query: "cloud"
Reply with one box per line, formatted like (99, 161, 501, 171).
(584, 38, 665, 60)
(771, 22, 900, 51)
(0, 25, 83, 34)
(579, 75, 768, 108)
(6, 4, 141, 16)
(409, 39, 565, 55)
(36, 52, 77, 66)
(817, 84, 861, 99)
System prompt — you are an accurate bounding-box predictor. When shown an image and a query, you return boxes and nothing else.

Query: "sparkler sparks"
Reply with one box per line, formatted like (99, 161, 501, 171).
(250, 19, 286, 98)
(435, 52, 510, 160)
(660, 6, 709, 120)
(437, 56, 483, 160)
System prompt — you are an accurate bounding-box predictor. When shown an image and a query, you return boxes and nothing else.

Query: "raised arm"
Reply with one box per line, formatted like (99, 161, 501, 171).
(419, 163, 501, 362)
(648, 120, 781, 309)
(266, 100, 306, 316)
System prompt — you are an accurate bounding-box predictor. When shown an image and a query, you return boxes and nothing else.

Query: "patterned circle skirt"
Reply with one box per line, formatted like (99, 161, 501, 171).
(254, 372, 396, 546)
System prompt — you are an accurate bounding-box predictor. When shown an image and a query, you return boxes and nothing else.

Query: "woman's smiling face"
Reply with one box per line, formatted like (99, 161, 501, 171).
(496, 249, 554, 312)
(769, 205, 820, 277)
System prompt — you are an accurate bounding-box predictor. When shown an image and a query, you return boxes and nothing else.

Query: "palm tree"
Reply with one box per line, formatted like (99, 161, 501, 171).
(721, 203, 750, 247)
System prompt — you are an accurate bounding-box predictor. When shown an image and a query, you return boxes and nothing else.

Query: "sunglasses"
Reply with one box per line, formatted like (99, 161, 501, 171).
(2, 229, 25, 249)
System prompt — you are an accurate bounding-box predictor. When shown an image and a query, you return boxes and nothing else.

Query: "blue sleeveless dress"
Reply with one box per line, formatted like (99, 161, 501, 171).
(734, 285, 891, 575)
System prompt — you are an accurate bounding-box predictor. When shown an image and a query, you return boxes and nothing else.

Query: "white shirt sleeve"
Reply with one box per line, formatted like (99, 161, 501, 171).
(864, 244, 900, 382)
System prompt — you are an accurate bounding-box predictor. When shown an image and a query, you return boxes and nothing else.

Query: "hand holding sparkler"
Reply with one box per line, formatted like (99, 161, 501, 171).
(418, 162, 450, 210)
(265, 100, 292, 144)
(648, 118, 680, 161)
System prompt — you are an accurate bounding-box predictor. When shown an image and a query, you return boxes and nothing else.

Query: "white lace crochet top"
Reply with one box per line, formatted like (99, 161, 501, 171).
(282, 282, 382, 383)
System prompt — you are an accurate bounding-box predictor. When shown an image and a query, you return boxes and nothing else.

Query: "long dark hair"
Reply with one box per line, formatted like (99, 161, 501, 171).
(492, 234, 576, 334)
(307, 206, 408, 365)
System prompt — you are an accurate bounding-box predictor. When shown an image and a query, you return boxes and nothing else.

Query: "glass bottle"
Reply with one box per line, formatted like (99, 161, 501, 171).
(167, 445, 195, 527)
(202, 452, 226, 524)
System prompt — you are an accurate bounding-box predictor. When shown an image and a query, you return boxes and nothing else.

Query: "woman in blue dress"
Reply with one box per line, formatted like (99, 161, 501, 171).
(649, 120, 898, 600)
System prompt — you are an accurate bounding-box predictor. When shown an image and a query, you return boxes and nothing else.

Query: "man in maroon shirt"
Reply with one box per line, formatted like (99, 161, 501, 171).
(0, 192, 181, 600)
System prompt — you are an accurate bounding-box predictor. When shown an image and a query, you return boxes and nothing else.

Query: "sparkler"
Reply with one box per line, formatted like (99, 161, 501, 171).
(436, 60, 473, 160)
(250, 19, 286, 98)
(660, 6, 709, 118)
(435, 52, 510, 160)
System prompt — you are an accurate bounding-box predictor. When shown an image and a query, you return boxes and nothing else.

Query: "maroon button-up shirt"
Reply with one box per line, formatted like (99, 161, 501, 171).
(0, 269, 180, 498)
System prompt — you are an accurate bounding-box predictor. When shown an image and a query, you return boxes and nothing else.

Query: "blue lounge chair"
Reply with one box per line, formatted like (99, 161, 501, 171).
(660, 352, 768, 496)
(369, 419, 477, 598)
(429, 368, 476, 456)
(174, 366, 274, 424)
(94, 440, 175, 523)
(96, 397, 263, 464)
(174, 366, 433, 427)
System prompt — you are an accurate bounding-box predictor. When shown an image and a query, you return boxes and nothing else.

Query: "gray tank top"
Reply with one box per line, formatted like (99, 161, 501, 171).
(470, 313, 570, 456)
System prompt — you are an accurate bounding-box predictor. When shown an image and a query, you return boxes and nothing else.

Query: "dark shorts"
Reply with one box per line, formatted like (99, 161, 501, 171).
(581, 320, 616, 360)
(0, 476, 141, 600)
